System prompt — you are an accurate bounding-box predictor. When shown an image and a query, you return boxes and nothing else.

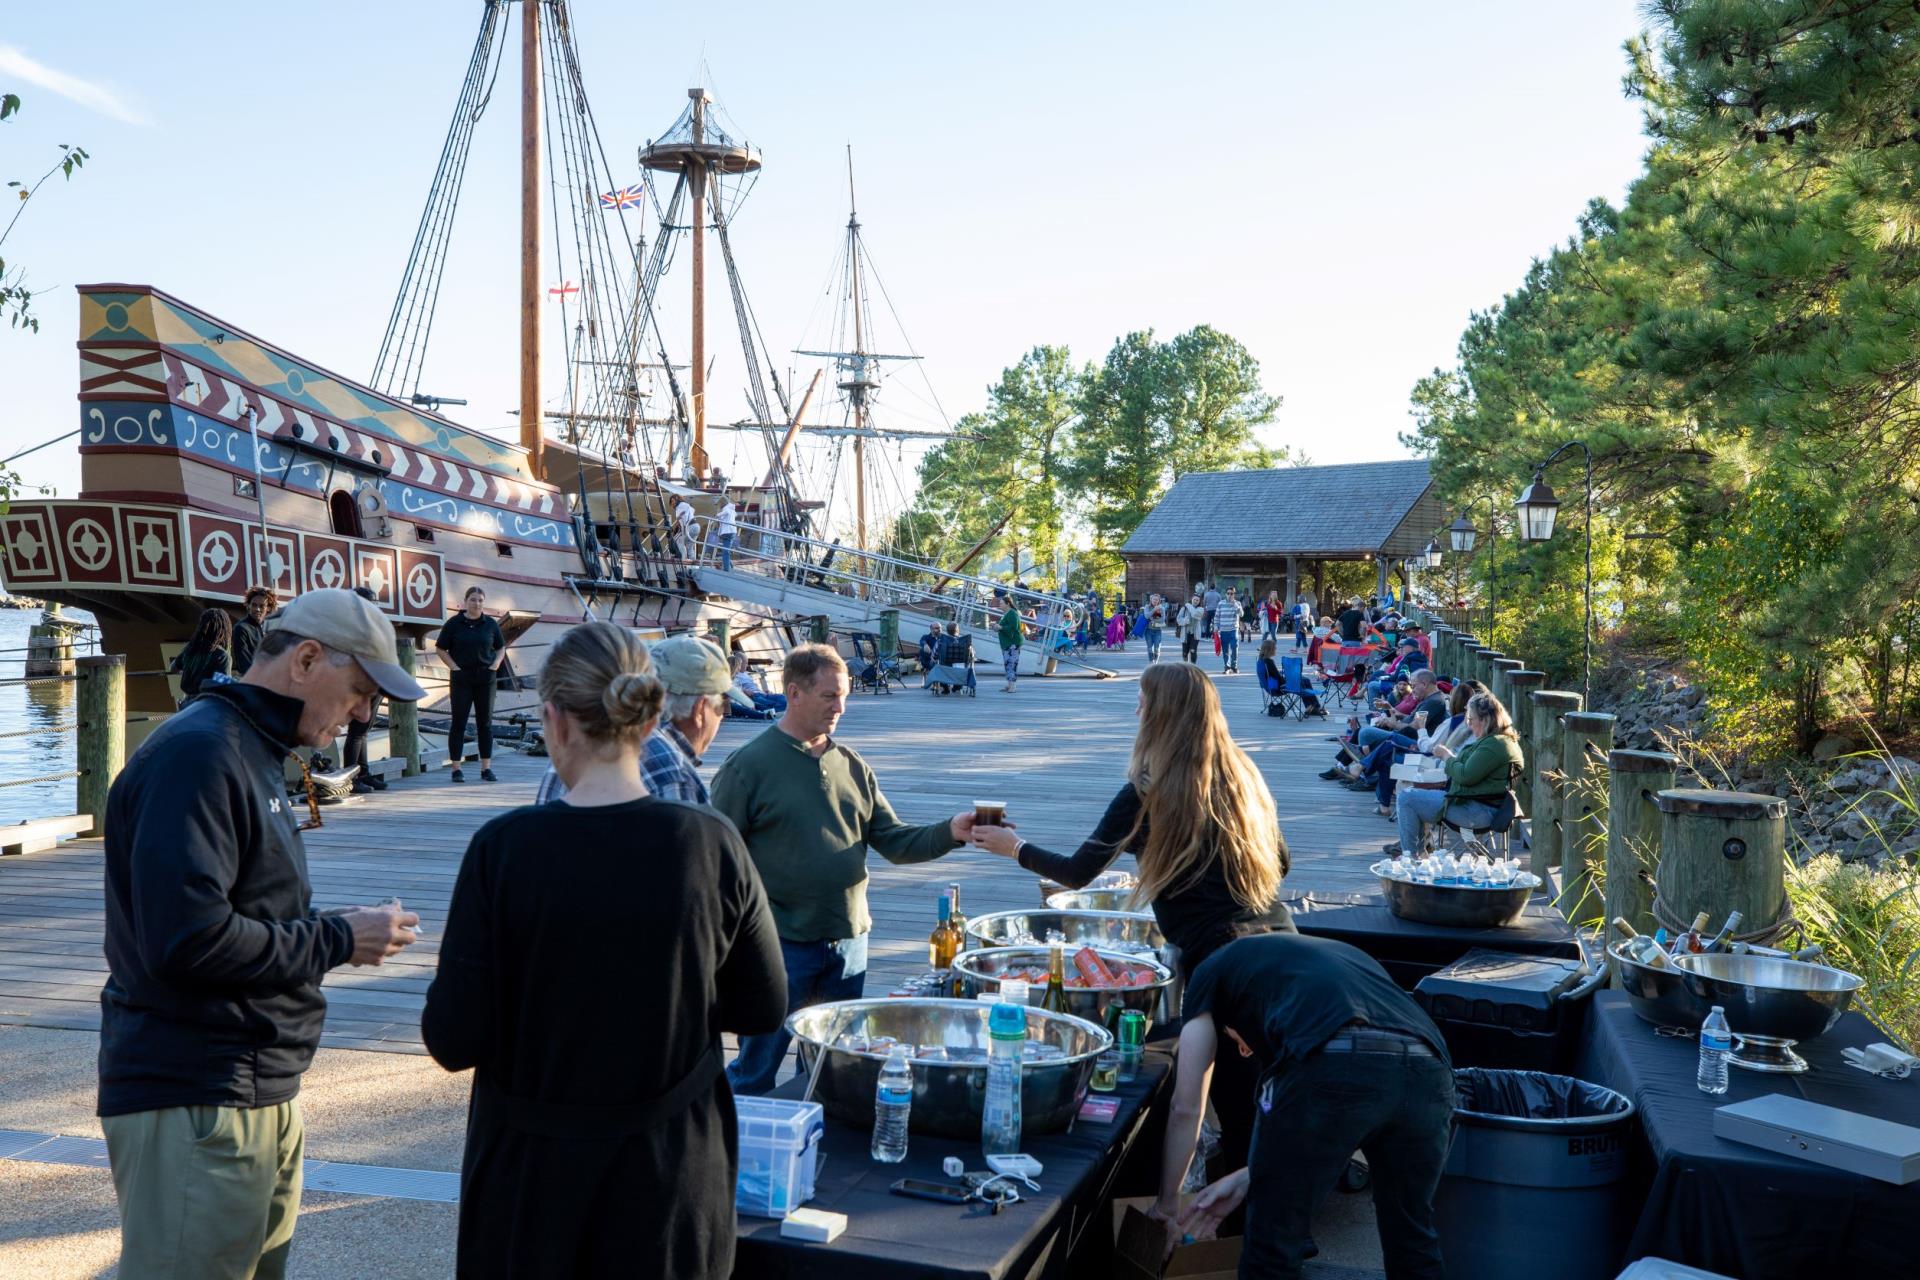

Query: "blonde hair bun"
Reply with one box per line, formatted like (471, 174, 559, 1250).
(603, 670, 664, 730)
(538, 621, 660, 744)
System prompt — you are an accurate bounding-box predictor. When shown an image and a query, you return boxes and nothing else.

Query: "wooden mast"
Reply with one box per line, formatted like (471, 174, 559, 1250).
(688, 88, 711, 480)
(846, 147, 868, 591)
(519, 0, 544, 482)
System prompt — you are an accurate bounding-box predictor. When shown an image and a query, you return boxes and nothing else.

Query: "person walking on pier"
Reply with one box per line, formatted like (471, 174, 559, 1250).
(99, 588, 424, 1280)
(996, 589, 1027, 692)
(425, 621, 785, 1279)
(231, 585, 274, 676)
(715, 643, 978, 1094)
(169, 607, 233, 705)
(1144, 592, 1168, 662)
(1177, 592, 1205, 664)
(437, 585, 505, 783)
(1216, 586, 1245, 673)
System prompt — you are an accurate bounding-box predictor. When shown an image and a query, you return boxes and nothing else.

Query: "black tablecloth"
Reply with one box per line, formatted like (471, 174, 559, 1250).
(1279, 889, 1580, 988)
(1575, 991, 1920, 1278)
(733, 1049, 1174, 1280)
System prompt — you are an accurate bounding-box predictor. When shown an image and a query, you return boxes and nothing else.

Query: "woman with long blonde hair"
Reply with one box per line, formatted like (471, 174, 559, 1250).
(969, 661, 1294, 1172)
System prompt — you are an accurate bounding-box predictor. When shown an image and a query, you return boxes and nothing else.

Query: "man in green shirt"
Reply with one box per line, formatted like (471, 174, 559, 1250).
(996, 588, 1027, 694)
(716, 643, 978, 1094)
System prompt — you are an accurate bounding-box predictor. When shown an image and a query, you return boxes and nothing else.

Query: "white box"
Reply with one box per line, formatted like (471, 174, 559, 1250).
(1712, 1094, 1920, 1185)
(735, 1096, 823, 1217)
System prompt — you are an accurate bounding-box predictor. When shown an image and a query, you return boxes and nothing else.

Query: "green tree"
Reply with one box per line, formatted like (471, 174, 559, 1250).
(1, 93, 89, 335)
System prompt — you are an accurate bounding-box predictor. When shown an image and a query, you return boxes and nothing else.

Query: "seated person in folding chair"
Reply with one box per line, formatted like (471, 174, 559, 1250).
(1256, 639, 1324, 718)
(728, 652, 786, 718)
(1356, 668, 1443, 750)
(925, 623, 976, 695)
(1366, 637, 1427, 701)
(918, 624, 944, 685)
(1342, 679, 1482, 817)
(1395, 691, 1523, 855)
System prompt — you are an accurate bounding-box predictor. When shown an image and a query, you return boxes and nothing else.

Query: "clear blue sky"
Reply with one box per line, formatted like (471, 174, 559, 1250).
(2, 1, 1651, 509)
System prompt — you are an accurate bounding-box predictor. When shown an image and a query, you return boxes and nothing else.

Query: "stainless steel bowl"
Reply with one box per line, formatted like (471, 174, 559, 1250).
(1374, 870, 1533, 928)
(952, 946, 1173, 1029)
(1047, 888, 1141, 913)
(786, 998, 1111, 1139)
(1674, 952, 1864, 1042)
(965, 908, 1166, 953)
(1609, 941, 1710, 1029)
(1038, 870, 1136, 905)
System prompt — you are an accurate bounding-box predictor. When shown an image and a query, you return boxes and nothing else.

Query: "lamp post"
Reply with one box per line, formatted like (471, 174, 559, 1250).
(1516, 440, 1594, 703)
(1448, 503, 1495, 642)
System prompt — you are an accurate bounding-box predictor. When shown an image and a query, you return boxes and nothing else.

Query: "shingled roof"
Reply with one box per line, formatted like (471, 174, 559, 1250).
(1121, 459, 1439, 557)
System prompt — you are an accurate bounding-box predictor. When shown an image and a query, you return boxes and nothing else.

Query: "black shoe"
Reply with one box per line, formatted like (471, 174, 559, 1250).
(450, 768, 465, 783)
(1318, 767, 1345, 781)
(365, 773, 389, 792)
(350, 777, 374, 796)
(1345, 778, 1376, 791)
(480, 768, 499, 783)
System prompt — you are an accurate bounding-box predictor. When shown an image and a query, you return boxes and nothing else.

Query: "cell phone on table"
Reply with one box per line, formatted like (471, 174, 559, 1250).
(889, 1178, 972, 1204)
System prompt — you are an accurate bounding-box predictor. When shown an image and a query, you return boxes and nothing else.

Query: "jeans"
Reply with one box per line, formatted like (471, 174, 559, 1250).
(1181, 633, 1200, 663)
(1241, 1045, 1452, 1280)
(1145, 627, 1163, 661)
(1357, 724, 1405, 750)
(1362, 734, 1416, 805)
(728, 934, 869, 1095)
(341, 695, 383, 776)
(447, 669, 495, 763)
(1396, 790, 1498, 854)
(1220, 631, 1239, 670)
(718, 532, 736, 570)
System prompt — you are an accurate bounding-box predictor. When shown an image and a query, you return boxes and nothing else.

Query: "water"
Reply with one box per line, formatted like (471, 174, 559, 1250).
(982, 998, 1025, 1156)
(1697, 1006, 1732, 1094)
(870, 1045, 912, 1163)
(0, 606, 99, 822)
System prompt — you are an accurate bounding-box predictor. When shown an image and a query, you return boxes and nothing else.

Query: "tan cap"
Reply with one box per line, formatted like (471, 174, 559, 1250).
(651, 634, 732, 696)
(265, 588, 428, 701)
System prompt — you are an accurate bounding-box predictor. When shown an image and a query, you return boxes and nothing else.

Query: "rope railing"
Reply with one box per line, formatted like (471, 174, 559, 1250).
(0, 675, 79, 688)
(0, 770, 84, 789)
(0, 723, 77, 740)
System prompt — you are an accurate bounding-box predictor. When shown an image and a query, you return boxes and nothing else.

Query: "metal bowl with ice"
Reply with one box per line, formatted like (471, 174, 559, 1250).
(1038, 870, 1136, 905)
(964, 908, 1165, 954)
(1046, 887, 1142, 913)
(1369, 861, 1537, 929)
(786, 998, 1111, 1139)
(1608, 940, 1710, 1029)
(1674, 952, 1863, 1043)
(952, 946, 1172, 1028)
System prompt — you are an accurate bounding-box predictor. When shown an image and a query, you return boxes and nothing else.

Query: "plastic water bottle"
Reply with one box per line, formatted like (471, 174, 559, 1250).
(1697, 1006, 1732, 1094)
(1412, 855, 1434, 885)
(1489, 856, 1512, 886)
(871, 1044, 913, 1162)
(982, 995, 1026, 1155)
(1468, 855, 1488, 887)
(1438, 852, 1459, 885)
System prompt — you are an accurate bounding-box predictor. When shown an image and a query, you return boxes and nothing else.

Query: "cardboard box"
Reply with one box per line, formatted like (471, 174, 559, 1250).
(1111, 1197, 1243, 1280)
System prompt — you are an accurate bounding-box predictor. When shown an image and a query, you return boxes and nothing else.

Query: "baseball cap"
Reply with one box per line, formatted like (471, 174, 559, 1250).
(651, 634, 732, 696)
(265, 588, 428, 701)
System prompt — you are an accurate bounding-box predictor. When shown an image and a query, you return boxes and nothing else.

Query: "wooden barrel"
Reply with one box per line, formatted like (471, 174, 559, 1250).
(1606, 750, 1679, 976)
(1560, 711, 1616, 923)
(1490, 657, 1524, 710)
(1526, 690, 1584, 876)
(1653, 789, 1789, 945)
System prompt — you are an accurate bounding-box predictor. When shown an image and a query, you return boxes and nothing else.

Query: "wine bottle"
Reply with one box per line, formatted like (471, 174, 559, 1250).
(1701, 910, 1743, 954)
(1674, 911, 1710, 955)
(1610, 917, 1639, 942)
(946, 881, 967, 949)
(928, 893, 956, 971)
(1042, 941, 1070, 1013)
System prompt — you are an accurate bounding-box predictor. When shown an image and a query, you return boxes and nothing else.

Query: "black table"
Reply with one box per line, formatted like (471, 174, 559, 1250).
(734, 1049, 1175, 1279)
(1279, 888, 1580, 989)
(1575, 991, 1920, 1278)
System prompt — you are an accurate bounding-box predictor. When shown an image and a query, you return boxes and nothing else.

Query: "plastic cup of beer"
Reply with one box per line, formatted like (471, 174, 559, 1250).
(974, 800, 1006, 827)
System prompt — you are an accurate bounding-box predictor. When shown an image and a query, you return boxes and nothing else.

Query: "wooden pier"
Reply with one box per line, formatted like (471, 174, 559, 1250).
(0, 643, 1389, 1054)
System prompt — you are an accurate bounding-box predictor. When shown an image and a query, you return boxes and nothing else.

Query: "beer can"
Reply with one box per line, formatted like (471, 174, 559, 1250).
(1117, 1010, 1146, 1049)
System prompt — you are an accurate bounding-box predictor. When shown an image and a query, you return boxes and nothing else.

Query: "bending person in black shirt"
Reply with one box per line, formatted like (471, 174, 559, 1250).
(423, 620, 786, 1278)
(1161, 934, 1453, 1280)
(435, 585, 506, 783)
(968, 660, 1294, 1170)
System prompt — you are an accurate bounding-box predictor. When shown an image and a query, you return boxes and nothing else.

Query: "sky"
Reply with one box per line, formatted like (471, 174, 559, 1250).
(0, 1, 1654, 523)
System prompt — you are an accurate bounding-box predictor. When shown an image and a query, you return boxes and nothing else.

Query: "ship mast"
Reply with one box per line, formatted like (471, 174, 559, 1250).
(519, 0, 544, 481)
(688, 88, 711, 480)
(846, 148, 870, 586)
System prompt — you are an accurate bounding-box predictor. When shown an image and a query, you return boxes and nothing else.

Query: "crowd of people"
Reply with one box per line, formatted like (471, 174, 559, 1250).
(99, 586, 1463, 1279)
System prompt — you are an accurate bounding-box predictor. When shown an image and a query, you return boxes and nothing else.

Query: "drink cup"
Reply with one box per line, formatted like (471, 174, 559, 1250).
(379, 896, 426, 938)
(974, 801, 1006, 827)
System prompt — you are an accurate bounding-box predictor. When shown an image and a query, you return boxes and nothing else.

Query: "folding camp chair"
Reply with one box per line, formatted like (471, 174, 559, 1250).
(1438, 763, 1525, 856)
(848, 632, 900, 695)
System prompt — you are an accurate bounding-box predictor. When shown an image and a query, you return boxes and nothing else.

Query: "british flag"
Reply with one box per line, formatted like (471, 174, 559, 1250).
(599, 184, 644, 210)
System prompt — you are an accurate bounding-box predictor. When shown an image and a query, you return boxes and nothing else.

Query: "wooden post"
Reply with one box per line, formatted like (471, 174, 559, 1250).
(1451, 634, 1478, 681)
(1527, 690, 1583, 877)
(809, 615, 830, 645)
(1653, 789, 1789, 945)
(877, 608, 899, 665)
(1559, 711, 1616, 924)
(76, 654, 125, 837)
(1504, 671, 1548, 796)
(1606, 749, 1679, 980)
(390, 639, 422, 778)
(706, 617, 732, 655)
(1476, 648, 1506, 690)
(1430, 626, 1453, 674)
(1491, 657, 1523, 709)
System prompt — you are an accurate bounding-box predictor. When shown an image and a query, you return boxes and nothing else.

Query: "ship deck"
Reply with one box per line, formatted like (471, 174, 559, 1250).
(0, 643, 1387, 1054)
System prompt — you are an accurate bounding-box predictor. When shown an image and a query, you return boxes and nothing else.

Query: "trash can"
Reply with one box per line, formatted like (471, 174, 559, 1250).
(1436, 1069, 1637, 1280)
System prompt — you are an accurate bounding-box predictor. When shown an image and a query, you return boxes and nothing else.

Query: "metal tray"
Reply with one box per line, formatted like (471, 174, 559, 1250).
(952, 945, 1172, 1030)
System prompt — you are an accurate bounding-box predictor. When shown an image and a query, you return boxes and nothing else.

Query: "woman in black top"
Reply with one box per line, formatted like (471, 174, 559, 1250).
(169, 607, 232, 704)
(435, 585, 506, 782)
(423, 620, 786, 1279)
(969, 661, 1294, 1173)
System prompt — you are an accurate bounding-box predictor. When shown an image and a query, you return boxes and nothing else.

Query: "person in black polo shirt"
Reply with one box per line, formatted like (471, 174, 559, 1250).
(1154, 933, 1453, 1280)
(435, 585, 506, 783)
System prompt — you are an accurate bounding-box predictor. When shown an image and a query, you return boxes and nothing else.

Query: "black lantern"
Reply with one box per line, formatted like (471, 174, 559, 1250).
(1448, 513, 1477, 554)
(1423, 539, 1443, 569)
(1515, 470, 1561, 542)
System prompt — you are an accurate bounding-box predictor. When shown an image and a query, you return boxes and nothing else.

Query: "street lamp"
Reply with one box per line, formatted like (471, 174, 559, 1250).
(1448, 503, 1497, 641)
(1448, 514, 1477, 553)
(1423, 540, 1443, 569)
(1516, 441, 1594, 702)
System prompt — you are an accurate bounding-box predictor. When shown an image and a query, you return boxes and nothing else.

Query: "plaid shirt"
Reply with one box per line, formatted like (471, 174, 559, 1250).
(533, 722, 707, 806)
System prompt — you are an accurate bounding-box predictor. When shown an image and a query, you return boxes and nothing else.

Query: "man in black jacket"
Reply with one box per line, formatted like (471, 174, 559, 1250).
(99, 588, 426, 1279)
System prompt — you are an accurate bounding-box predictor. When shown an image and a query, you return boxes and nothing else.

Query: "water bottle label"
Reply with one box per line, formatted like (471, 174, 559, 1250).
(878, 1086, 912, 1104)
(1702, 1032, 1732, 1052)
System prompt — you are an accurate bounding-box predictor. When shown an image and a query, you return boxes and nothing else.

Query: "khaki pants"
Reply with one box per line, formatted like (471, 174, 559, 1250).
(102, 1100, 304, 1280)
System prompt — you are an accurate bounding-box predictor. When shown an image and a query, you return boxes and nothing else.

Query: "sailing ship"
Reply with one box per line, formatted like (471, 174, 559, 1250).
(0, 1, 1094, 717)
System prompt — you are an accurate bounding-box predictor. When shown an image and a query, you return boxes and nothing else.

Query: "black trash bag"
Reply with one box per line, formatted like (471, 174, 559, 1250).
(1453, 1068, 1633, 1122)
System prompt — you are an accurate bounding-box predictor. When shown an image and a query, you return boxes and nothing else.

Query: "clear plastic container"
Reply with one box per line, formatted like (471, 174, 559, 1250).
(1697, 1006, 1731, 1095)
(982, 995, 1025, 1155)
(735, 1095, 823, 1217)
